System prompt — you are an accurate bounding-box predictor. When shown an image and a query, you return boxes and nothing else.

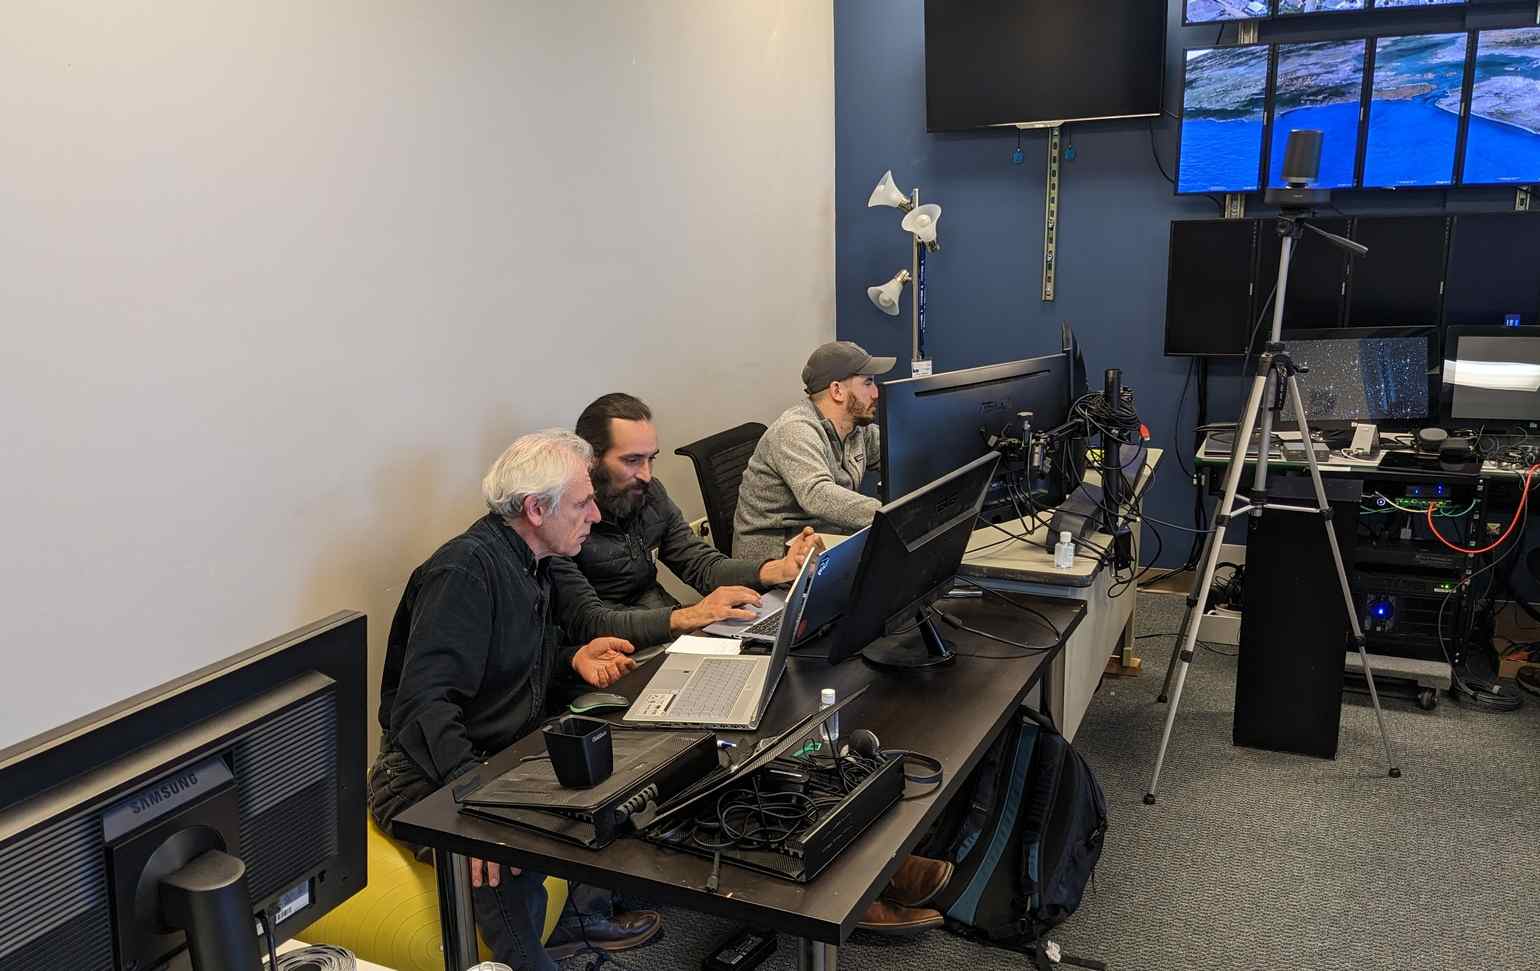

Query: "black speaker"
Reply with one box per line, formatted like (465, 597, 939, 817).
(1234, 476, 1362, 759)
(1281, 130, 1323, 186)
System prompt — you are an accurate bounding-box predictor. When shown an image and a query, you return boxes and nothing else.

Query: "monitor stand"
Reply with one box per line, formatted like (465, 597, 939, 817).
(861, 609, 956, 670)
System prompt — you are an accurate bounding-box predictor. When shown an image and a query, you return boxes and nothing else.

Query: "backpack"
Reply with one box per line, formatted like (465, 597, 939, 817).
(921, 706, 1107, 962)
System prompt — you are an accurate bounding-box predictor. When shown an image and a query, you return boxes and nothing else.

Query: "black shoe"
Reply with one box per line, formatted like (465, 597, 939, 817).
(545, 910, 663, 961)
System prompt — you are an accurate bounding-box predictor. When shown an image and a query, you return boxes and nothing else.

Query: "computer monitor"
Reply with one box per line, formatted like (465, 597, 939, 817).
(1183, 1, 1270, 24)
(0, 612, 367, 970)
(1177, 45, 1269, 195)
(1269, 39, 1368, 190)
(1444, 213, 1540, 328)
(879, 351, 1072, 514)
(1443, 327, 1540, 423)
(1361, 33, 1468, 189)
(1462, 28, 1540, 187)
(1345, 216, 1449, 326)
(1280, 326, 1437, 429)
(1276, 0, 1365, 14)
(1165, 218, 1260, 356)
(830, 451, 1001, 670)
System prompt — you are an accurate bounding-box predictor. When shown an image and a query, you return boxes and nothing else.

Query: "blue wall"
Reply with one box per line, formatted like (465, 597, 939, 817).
(834, 0, 1530, 565)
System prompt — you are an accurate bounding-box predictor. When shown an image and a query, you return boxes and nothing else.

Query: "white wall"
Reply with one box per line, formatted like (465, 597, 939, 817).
(0, 1, 835, 751)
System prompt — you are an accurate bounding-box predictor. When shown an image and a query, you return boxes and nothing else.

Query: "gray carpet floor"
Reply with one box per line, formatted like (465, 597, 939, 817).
(568, 592, 1540, 971)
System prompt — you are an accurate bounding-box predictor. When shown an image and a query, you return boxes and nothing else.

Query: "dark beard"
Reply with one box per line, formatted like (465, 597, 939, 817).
(593, 465, 646, 521)
(847, 399, 877, 427)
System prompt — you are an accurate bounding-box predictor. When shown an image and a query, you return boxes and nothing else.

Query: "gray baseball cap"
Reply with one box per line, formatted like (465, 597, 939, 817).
(802, 341, 897, 395)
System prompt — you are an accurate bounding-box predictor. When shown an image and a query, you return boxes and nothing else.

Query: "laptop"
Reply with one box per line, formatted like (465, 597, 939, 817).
(623, 552, 816, 730)
(706, 527, 870, 645)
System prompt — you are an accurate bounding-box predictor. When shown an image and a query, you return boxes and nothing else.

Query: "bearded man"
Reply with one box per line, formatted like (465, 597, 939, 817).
(731, 341, 894, 562)
(549, 393, 821, 649)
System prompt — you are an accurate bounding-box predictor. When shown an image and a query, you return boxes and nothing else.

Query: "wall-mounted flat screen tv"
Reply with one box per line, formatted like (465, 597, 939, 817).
(1277, 0, 1365, 14)
(1269, 40, 1368, 189)
(1461, 28, 1540, 186)
(1178, 45, 1271, 193)
(1361, 33, 1469, 188)
(1185, 1, 1270, 23)
(924, 0, 1166, 131)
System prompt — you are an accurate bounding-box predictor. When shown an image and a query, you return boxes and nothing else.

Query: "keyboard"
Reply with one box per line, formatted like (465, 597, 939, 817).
(740, 609, 783, 639)
(669, 658, 756, 722)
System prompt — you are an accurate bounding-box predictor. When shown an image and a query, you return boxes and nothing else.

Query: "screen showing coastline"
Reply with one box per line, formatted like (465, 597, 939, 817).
(1374, 1, 1463, 8)
(1185, 0, 1269, 23)
(1362, 33, 1469, 188)
(1269, 40, 1367, 189)
(1462, 28, 1540, 186)
(1179, 46, 1269, 193)
(1277, 0, 1364, 14)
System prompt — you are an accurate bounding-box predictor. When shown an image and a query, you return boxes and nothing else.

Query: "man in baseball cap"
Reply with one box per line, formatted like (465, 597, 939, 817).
(732, 340, 897, 565)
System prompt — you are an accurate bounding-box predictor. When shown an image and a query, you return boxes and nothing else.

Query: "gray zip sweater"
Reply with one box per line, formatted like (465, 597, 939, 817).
(733, 399, 881, 562)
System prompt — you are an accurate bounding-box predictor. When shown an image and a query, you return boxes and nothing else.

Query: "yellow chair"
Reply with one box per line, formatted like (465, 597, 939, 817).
(299, 817, 567, 971)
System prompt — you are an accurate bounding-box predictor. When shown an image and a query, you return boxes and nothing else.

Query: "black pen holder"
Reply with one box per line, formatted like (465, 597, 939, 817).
(542, 715, 613, 788)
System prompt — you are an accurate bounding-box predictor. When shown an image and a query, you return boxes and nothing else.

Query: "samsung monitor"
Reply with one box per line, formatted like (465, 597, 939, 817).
(831, 452, 1001, 669)
(1166, 218, 1261, 356)
(1461, 28, 1540, 186)
(1269, 40, 1369, 189)
(1444, 213, 1540, 327)
(1280, 327, 1437, 428)
(0, 613, 367, 970)
(1184, 1, 1271, 24)
(1277, 0, 1365, 13)
(1345, 216, 1450, 325)
(1444, 327, 1540, 422)
(1178, 45, 1271, 194)
(878, 351, 1073, 509)
(1362, 33, 1469, 188)
(923, 0, 1165, 130)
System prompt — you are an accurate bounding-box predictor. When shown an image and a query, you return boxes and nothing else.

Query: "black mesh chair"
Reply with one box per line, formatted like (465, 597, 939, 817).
(674, 421, 768, 555)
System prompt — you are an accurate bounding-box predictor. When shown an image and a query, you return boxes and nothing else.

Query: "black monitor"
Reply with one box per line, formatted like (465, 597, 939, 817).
(1361, 33, 1468, 189)
(1165, 218, 1260, 356)
(0, 612, 367, 970)
(1345, 216, 1449, 326)
(1462, 28, 1540, 187)
(831, 452, 1001, 670)
(1280, 326, 1438, 429)
(878, 352, 1073, 514)
(1443, 326, 1540, 423)
(1260, 217, 1351, 330)
(1177, 45, 1270, 195)
(1268, 40, 1368, 190)
(1444, 213, 1540, 327)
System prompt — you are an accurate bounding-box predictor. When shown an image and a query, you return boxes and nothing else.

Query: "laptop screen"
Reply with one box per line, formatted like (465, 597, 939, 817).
(796, 528, 870, 643)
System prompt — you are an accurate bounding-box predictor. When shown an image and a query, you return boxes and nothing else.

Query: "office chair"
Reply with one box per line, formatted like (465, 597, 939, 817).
(674, 421, 767, 554)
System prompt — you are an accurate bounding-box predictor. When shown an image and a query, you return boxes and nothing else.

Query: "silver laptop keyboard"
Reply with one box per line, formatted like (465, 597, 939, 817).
(666, 657, 756, 721)
(741, 609, 783, 639)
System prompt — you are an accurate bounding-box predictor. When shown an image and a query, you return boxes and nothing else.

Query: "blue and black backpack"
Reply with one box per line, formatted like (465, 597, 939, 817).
(920, 706, 1107, 965)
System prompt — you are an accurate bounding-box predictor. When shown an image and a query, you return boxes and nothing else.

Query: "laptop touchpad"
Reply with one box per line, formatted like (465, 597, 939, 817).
(650, 669, 693, 691)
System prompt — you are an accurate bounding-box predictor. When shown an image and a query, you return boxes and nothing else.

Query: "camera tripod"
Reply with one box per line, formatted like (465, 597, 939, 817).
(1144, 211, 1403, 804)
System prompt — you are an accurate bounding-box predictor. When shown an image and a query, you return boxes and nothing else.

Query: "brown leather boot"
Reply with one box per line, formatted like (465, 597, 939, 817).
(856, 899, 944, 936)
(883, 854, 955, 908)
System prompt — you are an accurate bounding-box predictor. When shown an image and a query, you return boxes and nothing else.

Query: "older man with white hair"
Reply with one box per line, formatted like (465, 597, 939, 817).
(369, 430, 660, 970)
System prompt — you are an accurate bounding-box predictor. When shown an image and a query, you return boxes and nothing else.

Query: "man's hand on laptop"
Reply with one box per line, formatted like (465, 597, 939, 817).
(759, 527, 825, 585)
(573, 637, 637, 688)
(671, 586, 763, 633)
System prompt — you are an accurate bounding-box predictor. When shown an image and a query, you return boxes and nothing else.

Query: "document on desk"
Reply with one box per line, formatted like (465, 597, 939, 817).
(666, 635, 741, 656)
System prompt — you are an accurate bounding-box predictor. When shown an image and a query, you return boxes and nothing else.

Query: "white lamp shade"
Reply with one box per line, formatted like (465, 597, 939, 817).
(867, 169, 911, 209)
(866, 269, 911, 316)
(901, 203, 942, 245)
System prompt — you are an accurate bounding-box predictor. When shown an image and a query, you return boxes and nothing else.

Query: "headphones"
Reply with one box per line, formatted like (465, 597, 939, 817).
(848, 729, 943, 787)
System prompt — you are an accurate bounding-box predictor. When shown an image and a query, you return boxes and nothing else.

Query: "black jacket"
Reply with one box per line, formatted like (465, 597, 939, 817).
(377, 514, 579, 790)
(551, 478, 771, 647)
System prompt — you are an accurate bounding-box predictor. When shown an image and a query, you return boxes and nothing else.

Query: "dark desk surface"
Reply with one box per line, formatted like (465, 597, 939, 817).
(394, 595, 1086, 945)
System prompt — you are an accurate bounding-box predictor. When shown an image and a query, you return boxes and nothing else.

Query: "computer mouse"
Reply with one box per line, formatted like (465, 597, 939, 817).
(570, 692, 630, 714)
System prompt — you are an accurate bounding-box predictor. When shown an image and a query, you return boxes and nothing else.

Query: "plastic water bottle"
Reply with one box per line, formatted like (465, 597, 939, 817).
(1054, 531, 1075, 570)
(820, 687, 839, 747)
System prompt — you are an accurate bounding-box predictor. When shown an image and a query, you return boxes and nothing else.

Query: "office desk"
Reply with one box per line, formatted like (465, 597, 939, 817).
(394, 595, 1085, 971)
(957, 449, 1163, 740)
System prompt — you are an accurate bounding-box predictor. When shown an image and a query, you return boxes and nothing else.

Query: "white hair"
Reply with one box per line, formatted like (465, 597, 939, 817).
(482, 429, 593, 521)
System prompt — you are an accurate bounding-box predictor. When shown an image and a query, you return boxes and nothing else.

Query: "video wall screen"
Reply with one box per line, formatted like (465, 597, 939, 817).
(1362, 33, 1468, 188)
(1277, 1, 1365, 15)
(1184, 1, 1270, 23)
(1269, 40, 1368, 189)
(1178, 46, 1270, 193)
(1461, 28, 1540, 187)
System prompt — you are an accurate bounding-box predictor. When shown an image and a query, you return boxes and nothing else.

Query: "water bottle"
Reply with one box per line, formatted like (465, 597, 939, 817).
(1054, 531, 1075, 569)
(820, 687, 839, 748)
